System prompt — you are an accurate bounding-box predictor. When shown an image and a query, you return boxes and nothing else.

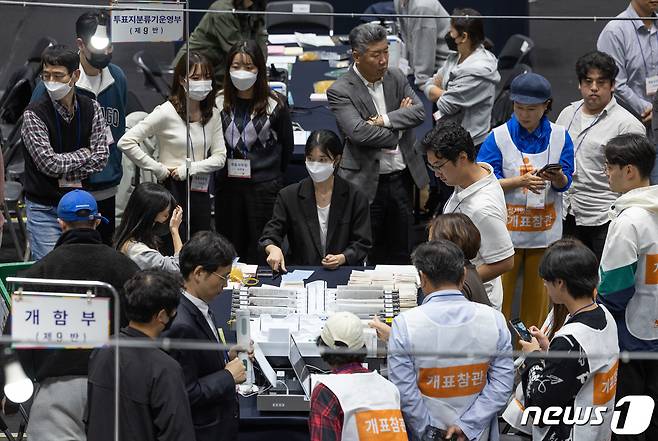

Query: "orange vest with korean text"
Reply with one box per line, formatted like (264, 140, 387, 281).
(315, 372, 408, 441)
(494, 122, 565, 248)
(403, 303, 499, 433)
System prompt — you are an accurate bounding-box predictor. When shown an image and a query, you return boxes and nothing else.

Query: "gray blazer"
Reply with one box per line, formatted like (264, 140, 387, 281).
(327, 66, 429, 202)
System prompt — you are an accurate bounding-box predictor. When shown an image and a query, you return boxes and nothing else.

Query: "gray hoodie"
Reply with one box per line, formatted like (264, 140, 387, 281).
(424, 45, 500, 145)
(395, 0, 451, 87)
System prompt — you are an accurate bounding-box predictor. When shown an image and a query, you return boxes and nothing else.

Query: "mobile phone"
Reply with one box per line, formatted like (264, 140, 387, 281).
(535, 163, 562, 174)
(421, 426, 458, 441)
(509, 318, 532, 342)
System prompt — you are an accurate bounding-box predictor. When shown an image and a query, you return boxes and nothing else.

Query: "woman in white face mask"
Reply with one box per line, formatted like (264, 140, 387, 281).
(118, 51, 227, 243)
(214, 40, 294, 264)
(259, 130, 372, 271)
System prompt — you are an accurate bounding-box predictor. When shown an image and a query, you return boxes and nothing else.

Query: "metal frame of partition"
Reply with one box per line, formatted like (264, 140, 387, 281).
(6, 277, 121, 441)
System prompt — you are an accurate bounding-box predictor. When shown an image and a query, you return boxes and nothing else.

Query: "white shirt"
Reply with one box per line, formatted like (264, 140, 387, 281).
(86, 73, 103, 96)
(444, 162, 514, 310)
(317, 203, 330, 255)
(556, 97, 646, 226)
(183, 290, 219, 342)
(118, 100, 227, 181)
(353, 65, 406, 174)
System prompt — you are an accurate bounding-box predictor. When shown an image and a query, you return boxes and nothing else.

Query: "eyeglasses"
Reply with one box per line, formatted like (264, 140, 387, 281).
(40, 72, 70, 82)
(426, 158, 450, 172)
(211, 272, 230, 283)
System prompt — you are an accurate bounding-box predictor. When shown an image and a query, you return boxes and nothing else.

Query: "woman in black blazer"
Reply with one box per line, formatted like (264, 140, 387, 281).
(259, 130, 372, 270)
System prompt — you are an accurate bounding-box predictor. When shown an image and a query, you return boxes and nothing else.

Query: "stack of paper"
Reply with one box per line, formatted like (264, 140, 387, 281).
(375, 265, 419, 311)
(295, 32, 335, 47)
(346, 266, 420, 311)
(267, 45, 286, 55)
(268, 33, 335, 47)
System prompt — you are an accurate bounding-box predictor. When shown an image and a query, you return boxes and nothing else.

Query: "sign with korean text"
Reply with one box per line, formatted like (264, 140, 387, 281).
(418, 362, 489, 398)
(593, 360, 619, 405)
(11, 294, 110, 348)
(111, 3, 184, 43)
(355, 409, 408, 441)
(506, 203, 557, 232)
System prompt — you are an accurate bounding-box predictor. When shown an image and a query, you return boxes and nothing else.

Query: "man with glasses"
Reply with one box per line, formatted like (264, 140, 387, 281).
(598, 133, 658, 441)
(557, 51, 645, 262)
(421, 122, 514, 310)
(164, 231, 250, 441)
(31, 11, 128, 247)
(21, 45, 109, 260)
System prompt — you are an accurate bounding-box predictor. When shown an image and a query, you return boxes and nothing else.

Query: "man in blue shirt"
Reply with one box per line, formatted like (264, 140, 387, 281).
(388, 240, 514, 441)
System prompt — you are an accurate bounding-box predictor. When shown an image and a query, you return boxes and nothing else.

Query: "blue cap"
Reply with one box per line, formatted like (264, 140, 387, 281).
(57, 190, 109, 224)
(510, 72, 552, 105)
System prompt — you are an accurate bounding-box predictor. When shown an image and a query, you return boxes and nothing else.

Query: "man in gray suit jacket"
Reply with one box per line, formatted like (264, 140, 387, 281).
(328, 23, 428, 264)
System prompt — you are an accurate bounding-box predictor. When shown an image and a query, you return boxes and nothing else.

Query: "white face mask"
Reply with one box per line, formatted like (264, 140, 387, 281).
(230, 69, 258, 91)
(306, 161, 335, 183)
(44, 80, 72, 101)
(186, 79, 213, 101)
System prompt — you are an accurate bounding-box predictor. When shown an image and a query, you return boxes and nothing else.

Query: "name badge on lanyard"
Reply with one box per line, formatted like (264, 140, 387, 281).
(526, 187, 546, 210)
(647, 75, 658, 96)
(227, 159, 251, 179)
(634, 24, 658, 95)
(191, 173, 210, 192)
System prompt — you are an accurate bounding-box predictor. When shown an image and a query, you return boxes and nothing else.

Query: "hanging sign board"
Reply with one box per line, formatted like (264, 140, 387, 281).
(11, 294, 110, 348)
(111, 2, 184, 43)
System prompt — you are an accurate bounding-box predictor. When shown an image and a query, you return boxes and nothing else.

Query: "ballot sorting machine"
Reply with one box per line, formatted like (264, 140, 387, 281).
(230, 282, 401, 321)
(229, 281, 406, 412)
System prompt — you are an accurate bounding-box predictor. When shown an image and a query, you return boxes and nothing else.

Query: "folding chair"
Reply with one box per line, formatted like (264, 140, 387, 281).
(266, 1, 334, 36)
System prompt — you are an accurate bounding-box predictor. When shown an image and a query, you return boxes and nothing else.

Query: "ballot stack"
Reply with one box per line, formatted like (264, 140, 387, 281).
(346, 265, 420, 312)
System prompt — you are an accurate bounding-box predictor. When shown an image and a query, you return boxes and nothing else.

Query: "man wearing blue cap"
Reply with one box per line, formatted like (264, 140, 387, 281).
(477, 72, 575, 328)
(16, 189, 138, 441)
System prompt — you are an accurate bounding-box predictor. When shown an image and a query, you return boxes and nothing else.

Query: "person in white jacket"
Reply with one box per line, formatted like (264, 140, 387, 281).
(118, 51, 226, 240)
(423, 7, 500, 147)
(598, 133, 658, 438)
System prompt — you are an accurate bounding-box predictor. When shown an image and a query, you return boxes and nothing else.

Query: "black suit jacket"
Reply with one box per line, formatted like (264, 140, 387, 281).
(164, 294, 238, 441)
(259, 176, 372, 265)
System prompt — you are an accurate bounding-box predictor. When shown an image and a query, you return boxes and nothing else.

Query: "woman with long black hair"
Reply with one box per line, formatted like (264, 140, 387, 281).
(215, 39, 294, 263)
(118, 51, 226, 240)
(114, 182, 182, 271)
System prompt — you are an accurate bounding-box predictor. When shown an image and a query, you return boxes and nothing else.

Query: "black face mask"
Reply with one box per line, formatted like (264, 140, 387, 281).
(162, 312, 176, 332)
(86, 51, 112, 70)
(444, 32, 458, 52)
(153, 221, 171, 237)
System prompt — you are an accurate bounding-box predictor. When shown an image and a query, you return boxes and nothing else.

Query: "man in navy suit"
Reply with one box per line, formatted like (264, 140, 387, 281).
(165, 231, 247, 441)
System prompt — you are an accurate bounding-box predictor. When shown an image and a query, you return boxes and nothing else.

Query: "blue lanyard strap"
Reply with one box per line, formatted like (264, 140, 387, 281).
(53, 100, 82, 154)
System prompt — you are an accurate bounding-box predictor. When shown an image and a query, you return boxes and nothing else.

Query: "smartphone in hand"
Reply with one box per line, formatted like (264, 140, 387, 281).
(509, 318, 533, 342)
(535, 163, 562, 175)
